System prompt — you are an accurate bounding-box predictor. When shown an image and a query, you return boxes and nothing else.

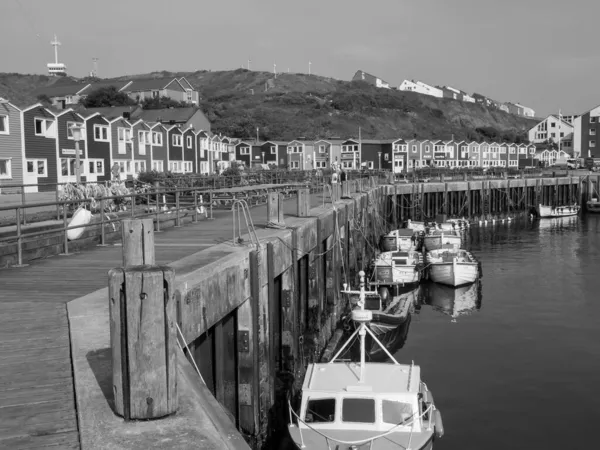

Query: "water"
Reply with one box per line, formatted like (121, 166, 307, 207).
(398, 215, 600, 449)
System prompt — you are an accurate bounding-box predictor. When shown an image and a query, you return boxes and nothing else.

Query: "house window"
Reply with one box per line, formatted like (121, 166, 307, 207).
(0, 158, 11, 179)
(27, 159, 47, 176)
(60, 158, 84, 177)
(472, 147, 479, 153)
(425, 145, 430, 152)
(172, 134, 182, 146)
(34, 118, 55, 137)
(152, 131, 163, 146)
(529, 148, 535, 154)
(384, 153, 389, 161)
(133, 160, 146, 173)
(270, 146, 277, 155)
(590, 117, 597, 123)
(118, 127, 132, 142)
(138, 130, 147, 146)
(290, 161, 299, 169)
(240, 147, 250, 155)
(341, 144, 358, 152)
(509, 147, 516, 154)
(500, 147, 506, 154)
(186, 89, 193, 102)
(318, 145, 326, 153)
(590, 140, 596, 148)
(412, 145, 417, 153)
(67, 121, 84, 140)
(590, 129, 596, 136)
(88, 159, 105, 175)
(0, 115, 8, 134)
(152, 90, 160, 98)
(551, 122, 556, 128)
(183, 161, 193, 172)
(288, 145, 303, 153)
(169, 161, 183, 173)
(186, 136, 192, 148)
(367, 161, 374, 169)
(152, 160, 164, 172)
(94, 125, 109, 142)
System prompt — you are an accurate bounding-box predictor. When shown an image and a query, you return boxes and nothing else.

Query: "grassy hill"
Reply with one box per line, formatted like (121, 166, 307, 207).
(0, 70, 537, 142)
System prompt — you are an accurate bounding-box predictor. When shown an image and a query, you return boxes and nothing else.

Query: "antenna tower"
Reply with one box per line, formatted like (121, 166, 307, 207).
(50, 34, 61, 64)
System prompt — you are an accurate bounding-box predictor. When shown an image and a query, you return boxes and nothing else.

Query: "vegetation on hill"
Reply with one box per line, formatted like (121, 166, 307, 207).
(0, 70, 537, 142)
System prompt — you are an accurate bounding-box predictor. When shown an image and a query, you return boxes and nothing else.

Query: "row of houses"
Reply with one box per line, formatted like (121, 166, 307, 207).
(231, 138, 540, 173)
(353, 70, 536, 118)
(0, 100, 226, 193)
(33, 76, 200, 110)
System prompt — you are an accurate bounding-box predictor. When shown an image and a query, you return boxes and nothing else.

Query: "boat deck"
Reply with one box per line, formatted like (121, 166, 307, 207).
(0, 191, 324, 449)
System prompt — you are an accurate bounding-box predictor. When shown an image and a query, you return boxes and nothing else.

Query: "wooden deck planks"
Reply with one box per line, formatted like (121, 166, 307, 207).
(0, 191, 325, 449)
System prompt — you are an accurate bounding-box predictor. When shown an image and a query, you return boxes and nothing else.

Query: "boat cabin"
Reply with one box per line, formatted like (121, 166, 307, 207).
(381, 229, 417, 252)
(298, 362, 425, 433)
(428, 247, 471, 263)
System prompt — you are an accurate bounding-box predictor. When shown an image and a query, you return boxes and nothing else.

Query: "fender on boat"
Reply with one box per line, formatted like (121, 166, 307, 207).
(433, 409, 444, 439)
(422, 389, 433, 405)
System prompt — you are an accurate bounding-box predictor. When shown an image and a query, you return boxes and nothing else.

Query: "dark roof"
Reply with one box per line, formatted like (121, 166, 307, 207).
(74, 105, 140, 120)
(33, 83, 90, 98)
(123, 78, 183, 92)
(80, 80, 132, 94)
(131, 107, 199, 123)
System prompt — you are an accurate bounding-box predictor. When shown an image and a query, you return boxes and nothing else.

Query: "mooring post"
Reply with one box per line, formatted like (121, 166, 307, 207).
(297, 187, 310, 217)
(108, 218, 177, 421)
(267, 192, 284, 226)
(341, 181, 350, 199)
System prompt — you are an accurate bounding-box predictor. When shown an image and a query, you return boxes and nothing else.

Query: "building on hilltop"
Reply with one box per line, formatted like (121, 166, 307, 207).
(131, 107, 210, 133)
(352, 70, 390, 89)
(505, 102, 535, 118)
(121, 78, 199, 105)
(47, 34, 67, 76)
(398, 80, 443, 98)
(437, 85, 474, 102)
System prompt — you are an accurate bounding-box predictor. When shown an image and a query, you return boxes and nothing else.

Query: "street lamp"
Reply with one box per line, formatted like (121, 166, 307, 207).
(70, 123, 84, 184)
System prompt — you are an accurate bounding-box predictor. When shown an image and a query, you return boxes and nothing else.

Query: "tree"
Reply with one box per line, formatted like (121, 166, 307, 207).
(141, 96, 188, 110)
(80, 86, 136, 107)
(36, 94, 52, 105)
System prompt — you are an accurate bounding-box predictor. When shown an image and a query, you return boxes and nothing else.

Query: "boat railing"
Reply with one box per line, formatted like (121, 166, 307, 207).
(288, 399, 435, 448)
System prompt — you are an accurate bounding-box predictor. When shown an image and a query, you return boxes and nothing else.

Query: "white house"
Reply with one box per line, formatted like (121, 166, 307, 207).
(398, 80, 443, 98)
(516, 103, 535, 117)
(528, 115, 574, 145)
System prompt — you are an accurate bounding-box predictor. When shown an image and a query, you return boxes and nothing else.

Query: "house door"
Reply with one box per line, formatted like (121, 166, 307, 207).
(24, 159, 40, 193)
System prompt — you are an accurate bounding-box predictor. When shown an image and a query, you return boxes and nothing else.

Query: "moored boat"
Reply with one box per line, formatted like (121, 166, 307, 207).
(538, 203, 580, 218)
(426, 247, 479, 287)
(370, 250, 423, 294)
(287, 272, 444, 450)
(380, 229, 420, 252)
(423, 230, 462, 251)
(586, 198, 600, 213)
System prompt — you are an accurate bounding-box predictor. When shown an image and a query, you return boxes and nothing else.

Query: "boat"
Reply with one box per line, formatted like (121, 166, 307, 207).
(423, 230, 462, 251)
(349, 285, 421, 336)
(380, 229, 420, 252)
(586, 198, 600, 213)
(370, 250, 424, 295)
(538, 203, 580, 218)
(287, 272, 444, 450)
(366, 315, 413, 362)
(426, 246, 479, 287)
(422, 280, 482, 320)
(404, 219, 427, 232)
(67, 206, 92, 241)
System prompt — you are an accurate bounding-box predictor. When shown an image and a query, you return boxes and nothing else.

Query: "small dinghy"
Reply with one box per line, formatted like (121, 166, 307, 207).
(287, 272, 444, 450)
(426, 247, 479, 287)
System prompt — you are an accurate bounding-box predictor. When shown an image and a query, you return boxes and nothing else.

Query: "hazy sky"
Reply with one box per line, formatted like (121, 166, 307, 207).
(2, 0, 599, 116)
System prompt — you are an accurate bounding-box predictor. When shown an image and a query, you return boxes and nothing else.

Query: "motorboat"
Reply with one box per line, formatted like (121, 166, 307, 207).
(423, 230, 462, 251)
(586, 198, 600, 213)
(370, 250, 424, 294)
(426, 246, 479, 287)
(422, 280, 482, 320)
(380, 229, 421, 252)
(288, 272, 444, 450)
(538, 203, 580, 218)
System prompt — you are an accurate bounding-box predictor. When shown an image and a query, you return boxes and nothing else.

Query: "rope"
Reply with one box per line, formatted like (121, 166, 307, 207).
(176, 322, 205, 385)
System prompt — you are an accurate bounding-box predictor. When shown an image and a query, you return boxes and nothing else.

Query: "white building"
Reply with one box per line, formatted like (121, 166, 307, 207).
(528, 115, 574, 144)
(398, 80, 443, 98)
(516, 103, 535, 117)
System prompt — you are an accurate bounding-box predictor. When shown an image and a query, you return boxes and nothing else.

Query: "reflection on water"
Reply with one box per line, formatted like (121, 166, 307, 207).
(420, 279, 483, 321)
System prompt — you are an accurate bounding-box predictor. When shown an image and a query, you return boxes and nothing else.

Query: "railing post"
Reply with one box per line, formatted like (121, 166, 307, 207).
(193, 191, 199, 223)
(97, 198, 109, 247)
(175, 190, 181, 227)
(20, 189, 27, 226)
(13, 207, 29, 267)
(59, 203, 70, 256)
(56, 188, 61, 220)
(108, 218, 178, 420)
(209, 191, 214, 220)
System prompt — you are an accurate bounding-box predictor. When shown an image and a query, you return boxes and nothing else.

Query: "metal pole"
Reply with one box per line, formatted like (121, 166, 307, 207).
(75, 139, 81, 184)
(20, 189, 27, 225)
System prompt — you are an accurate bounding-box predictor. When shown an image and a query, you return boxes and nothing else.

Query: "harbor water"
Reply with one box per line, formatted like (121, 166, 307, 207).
(400, 215, 600, 449)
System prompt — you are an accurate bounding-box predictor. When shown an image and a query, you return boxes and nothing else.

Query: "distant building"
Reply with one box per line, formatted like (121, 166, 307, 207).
(437, 85, 475, 102)
(528, 115, 574, 151)
(47, 35, 67, 77)
(398, 80, 443, 98)
(572, 104, 600, 158)
(131, 107, 211, 133)
(472, 93, 495, 107)
(506, 102, 535, 117)
(352, 70, 390, 89)
(560, 114, 578, 124)
(121, 78, 199, 105)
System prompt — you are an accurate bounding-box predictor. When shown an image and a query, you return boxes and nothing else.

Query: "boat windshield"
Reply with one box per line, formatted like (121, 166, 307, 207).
(342, 398, 376, 423)
(382, 399, 413, 425)
(305, 398, 336, 423)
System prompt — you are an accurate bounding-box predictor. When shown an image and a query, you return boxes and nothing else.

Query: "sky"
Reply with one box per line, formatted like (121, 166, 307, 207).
(2, 0, 599, 117)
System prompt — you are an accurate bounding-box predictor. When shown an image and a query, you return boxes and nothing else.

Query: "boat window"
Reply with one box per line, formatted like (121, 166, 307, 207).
(342, 398, 375, 423)
(305, 398, 336, 423)
(382, 400, 413, 425)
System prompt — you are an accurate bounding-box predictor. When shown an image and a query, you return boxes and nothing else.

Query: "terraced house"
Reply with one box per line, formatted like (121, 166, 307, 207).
(0, 100, 23, 192)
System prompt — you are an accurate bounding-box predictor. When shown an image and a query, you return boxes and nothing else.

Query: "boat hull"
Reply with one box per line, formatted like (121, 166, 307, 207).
(538, 204, 580, 218)
(372, 264, 421, 286)
(423, 234, 461, 251)
(429, 262, 478, 287)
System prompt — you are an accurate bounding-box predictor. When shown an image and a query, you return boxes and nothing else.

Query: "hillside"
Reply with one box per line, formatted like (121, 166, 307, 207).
(0, 70, 538, 142)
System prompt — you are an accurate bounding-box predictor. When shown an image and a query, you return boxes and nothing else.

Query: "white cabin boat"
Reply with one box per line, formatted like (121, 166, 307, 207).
(538, 203, 580, 218)
(380, 229, 419, 252)
(586, 198, 600, 213)
(426, 247, 479, 287)
(370, 250, 423, 293)
(423, 230, 461, 251)
(288, 272, 443, 450)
